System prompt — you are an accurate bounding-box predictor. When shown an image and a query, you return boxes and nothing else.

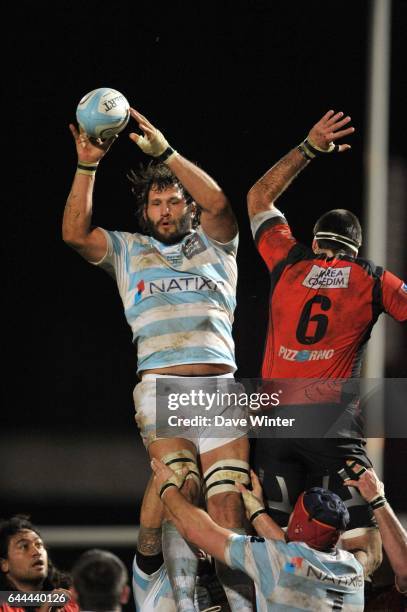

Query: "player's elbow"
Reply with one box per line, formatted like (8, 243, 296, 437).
(247, 188, 257, 216)
(390, 551, 407, 585)
(353, 541, 383, 577)
(396, 573, 407, 594)
(342, 528, 383, 578)
(62, 232, 86, 251)
(396, 569, 407, 587)
(247, 186, 272, 217)
(367, 529, 384, 574)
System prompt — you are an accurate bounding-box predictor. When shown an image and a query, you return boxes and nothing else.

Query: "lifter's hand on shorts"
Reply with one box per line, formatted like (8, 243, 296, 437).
(236, 470, 266, 521)
(129, 109, 171, 157)
(307, 110, 355, 152)
(151, 457, 188, 499)
(69, 123, 117, 164)
(343, 461, 385, 503)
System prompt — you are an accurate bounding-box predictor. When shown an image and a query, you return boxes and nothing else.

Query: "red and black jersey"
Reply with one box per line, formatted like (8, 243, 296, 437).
(255, 214, 407, 382)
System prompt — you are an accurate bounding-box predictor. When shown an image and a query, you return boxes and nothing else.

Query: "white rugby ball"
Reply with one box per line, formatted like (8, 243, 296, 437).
(76, 87, 130, 140)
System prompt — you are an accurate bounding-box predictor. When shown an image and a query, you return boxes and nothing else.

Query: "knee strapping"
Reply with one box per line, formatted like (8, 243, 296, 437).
(161, 449, 201, 488)
(204, 459, 250, 499)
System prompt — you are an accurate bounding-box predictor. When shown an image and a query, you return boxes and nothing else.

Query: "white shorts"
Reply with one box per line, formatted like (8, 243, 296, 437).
(133, 373, 248, 454)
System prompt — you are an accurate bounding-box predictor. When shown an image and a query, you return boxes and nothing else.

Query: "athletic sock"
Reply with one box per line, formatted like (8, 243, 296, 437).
(215, 528, 253, 611)
(162, 519, 199, 612)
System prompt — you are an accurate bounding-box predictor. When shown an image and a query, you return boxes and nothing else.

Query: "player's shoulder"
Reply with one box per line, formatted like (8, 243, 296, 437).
(251, 208, 290, 245)
(351, 256, 383, 278)
(113, 230, 148, 244)
(105, 229, 151, 251)
(335, 547, 363, 565)
(196, 225, 238, 254)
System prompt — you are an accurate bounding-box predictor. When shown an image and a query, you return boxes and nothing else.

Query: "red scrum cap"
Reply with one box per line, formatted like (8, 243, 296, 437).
(287, 487, 350, 550)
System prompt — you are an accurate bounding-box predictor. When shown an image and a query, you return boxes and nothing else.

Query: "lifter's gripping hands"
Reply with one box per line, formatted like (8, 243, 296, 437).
(236, 470, 268, 523)
(151, 457, 189, 499)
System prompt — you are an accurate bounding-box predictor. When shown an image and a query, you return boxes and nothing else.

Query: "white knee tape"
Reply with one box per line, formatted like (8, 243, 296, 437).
(161, 449, 201, 487)
(203, 459, 250, 499)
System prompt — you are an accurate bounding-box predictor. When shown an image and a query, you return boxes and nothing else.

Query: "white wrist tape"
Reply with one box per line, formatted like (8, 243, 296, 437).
(159, 471, 186, 499)
(136, 129, 170, 157)
(240, 489, 266, 521)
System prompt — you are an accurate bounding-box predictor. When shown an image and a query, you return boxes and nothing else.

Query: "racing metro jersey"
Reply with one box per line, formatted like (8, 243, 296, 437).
(93, 226, 238, 373)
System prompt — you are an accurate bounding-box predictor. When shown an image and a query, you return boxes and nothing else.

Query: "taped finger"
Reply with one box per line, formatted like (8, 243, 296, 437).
(339, 460, 367, 481)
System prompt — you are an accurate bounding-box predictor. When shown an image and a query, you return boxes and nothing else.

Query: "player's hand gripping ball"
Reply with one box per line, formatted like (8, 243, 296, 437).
(76, 87, 130, 140)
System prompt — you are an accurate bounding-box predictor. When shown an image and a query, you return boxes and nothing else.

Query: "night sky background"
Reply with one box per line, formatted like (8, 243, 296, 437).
(1, 0, 406, 596)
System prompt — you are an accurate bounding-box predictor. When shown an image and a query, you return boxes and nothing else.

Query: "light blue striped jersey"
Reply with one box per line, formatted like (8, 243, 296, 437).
(94, 226, 238, 372)
(132, 555, 176, 612)
(225, 535, 364, 611)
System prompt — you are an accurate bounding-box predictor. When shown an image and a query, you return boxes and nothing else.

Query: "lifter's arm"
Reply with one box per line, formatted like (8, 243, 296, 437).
(151, 457, 231, 563)
(129, 108, 237, 242)
(373, 506, 407, 592)
(247, 110, 354, 219)
(137, 474, 165, 557)
(62, 126, 115, 262)
(237, 470, 285, 541)
(340, 528, 382, 579)
(344, 463, 407, 592)
(167, 154, 237, 242)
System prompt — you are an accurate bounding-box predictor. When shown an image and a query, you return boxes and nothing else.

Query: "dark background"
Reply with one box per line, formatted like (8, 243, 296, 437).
(1, 0, 406, 597)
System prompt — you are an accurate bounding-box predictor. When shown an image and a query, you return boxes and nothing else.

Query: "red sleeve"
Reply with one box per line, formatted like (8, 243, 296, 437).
(381, 271, 407, 322)
(256, 220, 298, 272)
(63, 602, 80, 612)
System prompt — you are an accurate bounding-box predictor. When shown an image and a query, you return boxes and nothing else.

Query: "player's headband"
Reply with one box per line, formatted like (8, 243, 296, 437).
(286, 493, 341, 550)
(314, 231, 360, 254)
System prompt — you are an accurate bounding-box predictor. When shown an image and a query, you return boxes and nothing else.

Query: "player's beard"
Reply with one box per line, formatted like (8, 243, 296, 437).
(145, 211, 193, 245)
(9, 567, 47, 591)
(21, 575, 46, 590)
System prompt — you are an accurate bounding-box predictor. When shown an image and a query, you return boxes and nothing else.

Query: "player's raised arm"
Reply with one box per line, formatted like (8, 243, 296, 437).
(247, 110, 355, 219)
(129, 108, 237, 243)
(62, 124, 116, 262)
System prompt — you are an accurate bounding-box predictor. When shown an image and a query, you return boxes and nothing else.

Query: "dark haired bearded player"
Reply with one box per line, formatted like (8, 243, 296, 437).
(0, 515, 77, 612)
(63, 108, 253, 611)
(246, 110, 407, 585)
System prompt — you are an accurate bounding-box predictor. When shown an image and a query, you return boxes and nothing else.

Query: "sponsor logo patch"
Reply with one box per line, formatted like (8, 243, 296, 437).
(134, 276, 224, 303)
(303, 265, 351, 289)
(279, 345, 334, 362)
(134, 280, 145, 303)
(182, 233, 207, 259)
(284, 557, 303, 573)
